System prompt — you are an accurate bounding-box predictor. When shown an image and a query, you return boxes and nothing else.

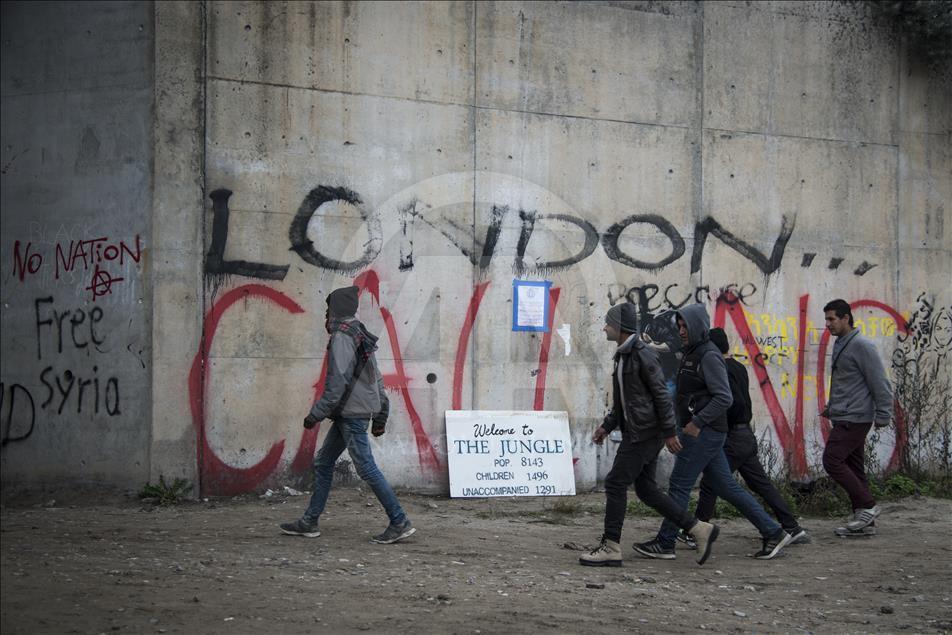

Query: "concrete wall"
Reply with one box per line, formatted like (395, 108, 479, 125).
(1, 1, 154, 486)
(3, 1, 950, 495)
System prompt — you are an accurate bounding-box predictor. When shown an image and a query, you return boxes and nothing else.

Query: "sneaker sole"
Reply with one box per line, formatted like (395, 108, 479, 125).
(371, 526, 417, 544)
(633, 547, 676, 560)
(696, 525, 719, 566)
(753, 531, 794, 560)
(281, 529, 321, 538)
(845, 508, 881, 531)
(789, 530, 811, 545)
(579, 559, 623, 567)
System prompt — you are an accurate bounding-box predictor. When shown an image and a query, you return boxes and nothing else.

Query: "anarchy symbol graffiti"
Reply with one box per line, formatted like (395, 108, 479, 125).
(85, 264, 124, 301)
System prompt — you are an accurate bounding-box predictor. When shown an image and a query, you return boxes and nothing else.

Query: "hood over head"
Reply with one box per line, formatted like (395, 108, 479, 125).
(676, 303, 711, 348)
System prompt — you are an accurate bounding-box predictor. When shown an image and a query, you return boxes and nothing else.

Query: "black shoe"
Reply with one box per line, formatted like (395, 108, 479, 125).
(676, 529, 698, 550)
(280, 518, 320, 537)
(633, 537, 676, 560)
(752, 529, 793, 559)
(787, 527, 811, 544)
(372, 519, 416, 544)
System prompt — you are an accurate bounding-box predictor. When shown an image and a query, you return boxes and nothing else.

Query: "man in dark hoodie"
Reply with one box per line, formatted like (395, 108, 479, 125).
(580, 302, 719, 567)
(280, 286, 415, 544)
(690, 328, 809, 545)
(633, 304, 793, 561)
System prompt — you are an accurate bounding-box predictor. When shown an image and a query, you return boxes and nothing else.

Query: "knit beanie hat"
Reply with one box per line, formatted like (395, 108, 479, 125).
(605, 302, 638, 333)
(708, 327, 729, 354)
(327, 286, 359, 317)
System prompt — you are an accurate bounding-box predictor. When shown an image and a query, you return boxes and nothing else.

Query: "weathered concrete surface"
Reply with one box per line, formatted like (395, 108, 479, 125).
(1, 1, 154, 485)
(2, 1, 950, 494)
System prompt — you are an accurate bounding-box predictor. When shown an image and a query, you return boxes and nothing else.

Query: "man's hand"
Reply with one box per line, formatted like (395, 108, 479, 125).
(874, 420, 891, 429)
(371, 415, 387, 437)
(683, 421, 701, 437)
(592, 426, 609, 445)
(664, 435, 682, 454)
(303, 414, 320, 429)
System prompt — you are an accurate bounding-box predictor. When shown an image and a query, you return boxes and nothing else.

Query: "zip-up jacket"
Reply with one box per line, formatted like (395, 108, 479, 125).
(826, 329, 893, 426)
(675, 304, 732, 432)
(602, 334, 677, 442)
(309, 318, 389, 422)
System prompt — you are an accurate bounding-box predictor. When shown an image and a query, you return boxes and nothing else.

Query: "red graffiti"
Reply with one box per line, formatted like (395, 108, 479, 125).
(189, 284, 305, 496)
(715, 293, 908, 479)
(815, 299, 909, 472)
(533, 287, 562, 411)
(452, 282, 491, 410)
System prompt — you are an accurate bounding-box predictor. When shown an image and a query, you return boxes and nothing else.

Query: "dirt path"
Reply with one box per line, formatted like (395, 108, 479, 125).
(2, 487, 950, 634)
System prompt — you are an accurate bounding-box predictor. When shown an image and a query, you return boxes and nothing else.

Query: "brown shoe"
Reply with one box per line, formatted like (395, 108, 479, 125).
(579, 538, 622, 567)
(690, 520, 719, 565)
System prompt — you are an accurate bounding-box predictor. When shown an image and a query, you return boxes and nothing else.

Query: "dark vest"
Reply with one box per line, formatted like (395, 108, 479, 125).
(676, 341, 729, 432)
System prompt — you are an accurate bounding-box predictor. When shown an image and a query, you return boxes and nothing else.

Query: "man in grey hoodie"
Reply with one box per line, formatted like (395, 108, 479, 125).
(822, 299, 893, 536)
(633, 304, 792, 561)
(280, 286, 415, 544)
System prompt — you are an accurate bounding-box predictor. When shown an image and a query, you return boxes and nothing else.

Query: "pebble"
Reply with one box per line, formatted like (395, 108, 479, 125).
(586, 583, 605, 589)
(881, 606, 894, 614)
(734, 611, 747, 618)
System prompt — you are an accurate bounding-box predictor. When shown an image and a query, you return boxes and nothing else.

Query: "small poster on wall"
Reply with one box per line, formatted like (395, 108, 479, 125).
(445, 410, 576, 498)
(512, 279, 552, 332)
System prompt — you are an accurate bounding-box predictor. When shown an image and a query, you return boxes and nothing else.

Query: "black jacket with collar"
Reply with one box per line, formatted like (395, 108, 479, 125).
(602, 334, 677, 443)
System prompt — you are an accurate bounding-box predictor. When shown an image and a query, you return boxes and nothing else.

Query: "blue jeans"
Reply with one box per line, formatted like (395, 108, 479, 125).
(304, 417, 406, 526)
(656, 426, 780, 548)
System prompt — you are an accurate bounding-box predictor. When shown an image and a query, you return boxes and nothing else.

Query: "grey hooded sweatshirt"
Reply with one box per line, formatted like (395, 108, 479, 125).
(675, 304, 733, 432)
(309, 318, 389, 422)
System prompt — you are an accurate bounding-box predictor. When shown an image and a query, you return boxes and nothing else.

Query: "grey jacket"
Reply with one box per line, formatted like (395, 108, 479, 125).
(825, 329, 893, 426)
(675, 304, 732, 431)
(309, 318, 389, 421)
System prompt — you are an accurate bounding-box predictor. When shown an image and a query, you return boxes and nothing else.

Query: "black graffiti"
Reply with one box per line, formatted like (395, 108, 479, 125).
(206, 189, 290, 280)
(205, 184, 805, 279)
(602, 214, 685, 271)
(608, 282, 758, 313)
(691, 214, 795, 275)
(39, 366, 120, 416)
(289, 185, 381, 274)
(1, 382, 36, 447)
(35, 297, 105, 360)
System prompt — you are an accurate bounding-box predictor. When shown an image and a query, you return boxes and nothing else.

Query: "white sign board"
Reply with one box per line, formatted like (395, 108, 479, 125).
(445, 410, 576, 498)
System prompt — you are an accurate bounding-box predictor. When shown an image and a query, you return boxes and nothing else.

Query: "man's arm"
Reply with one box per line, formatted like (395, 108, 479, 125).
(372, 360, 390, 436)
(858, 340, 893, 426)
(638, 346, 676, 438)
(309, 333, 357, 421)
(691, 351, 733, 428)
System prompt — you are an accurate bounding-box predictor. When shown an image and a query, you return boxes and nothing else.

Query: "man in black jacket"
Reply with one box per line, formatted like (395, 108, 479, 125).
(689, 328, 808, 545)
(580, 302, 718, 567)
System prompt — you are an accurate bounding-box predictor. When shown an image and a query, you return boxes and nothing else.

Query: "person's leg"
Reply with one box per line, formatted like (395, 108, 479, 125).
(736, 454, 800, 532)
(695, 428, 748, 522)
(302, 421, 346, 523)
(823, 422, 876, 510)
(633, 439, 696, 531)
(703, 444, 781, 540)
(339, 417, 408, 526)
(654, 428, 726, 549)
(602, 443, 638, 543)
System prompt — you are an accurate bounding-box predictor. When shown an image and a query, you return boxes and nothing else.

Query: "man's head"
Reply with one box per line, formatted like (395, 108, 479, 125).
(708, 327, 730, 356)
(674, 304, 711, 348)
(823, 299, 853, 337)
(327, 286, 359, 318)
(604, 302, 638, 343)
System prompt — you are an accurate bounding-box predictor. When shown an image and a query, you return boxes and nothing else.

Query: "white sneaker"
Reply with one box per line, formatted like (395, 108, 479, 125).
(845, 505, 880, 531)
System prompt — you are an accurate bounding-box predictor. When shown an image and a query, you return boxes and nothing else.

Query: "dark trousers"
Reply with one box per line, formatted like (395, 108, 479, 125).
(695, 424, 799, 531)
(823, 421, 876, 510)
(603, 437, 695, 543)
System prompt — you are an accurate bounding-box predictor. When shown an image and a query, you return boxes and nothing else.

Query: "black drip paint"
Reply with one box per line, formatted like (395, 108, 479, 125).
(288, 185, 381, 274)
(206, 189, 290, 280)
(602, 214, 686, 271)
(691, 214, 795, 275)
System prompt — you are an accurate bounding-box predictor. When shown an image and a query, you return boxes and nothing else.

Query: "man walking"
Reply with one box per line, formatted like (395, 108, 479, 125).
(580, 302, 718, 567)
(280, 286, 415, 544)
(634, 304, 792, 560)
(691, 328, 809, 545)
(822, 299, 893, 536)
